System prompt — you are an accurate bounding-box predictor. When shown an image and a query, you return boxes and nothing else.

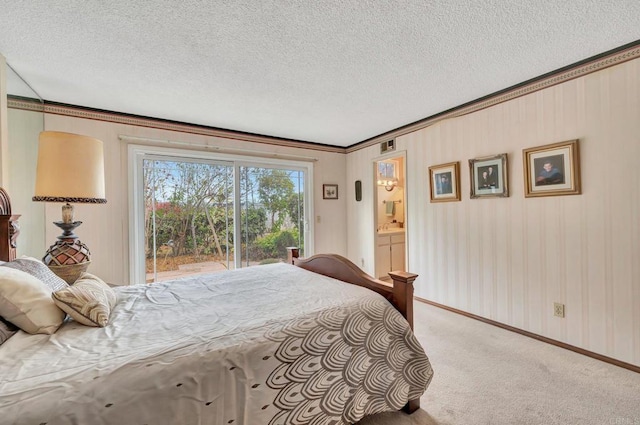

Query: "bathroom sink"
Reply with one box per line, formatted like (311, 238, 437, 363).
(377, 228, 405, 235)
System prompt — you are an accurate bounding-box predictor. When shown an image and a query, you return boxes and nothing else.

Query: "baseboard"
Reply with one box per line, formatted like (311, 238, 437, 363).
(414, 296, 640, 374)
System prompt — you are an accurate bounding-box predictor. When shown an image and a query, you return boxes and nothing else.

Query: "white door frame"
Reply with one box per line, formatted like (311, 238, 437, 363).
(372, 150, 408, 278)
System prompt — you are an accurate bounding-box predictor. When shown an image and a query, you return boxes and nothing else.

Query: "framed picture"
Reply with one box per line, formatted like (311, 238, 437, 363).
(428, 161, 461, 202)
(523, 139, 581, 197)
(322, 184, 338, 199)
(469, 153, 509, 198)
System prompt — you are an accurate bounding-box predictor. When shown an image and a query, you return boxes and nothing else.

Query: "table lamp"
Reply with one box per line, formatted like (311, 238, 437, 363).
(32, 131, 107, 283)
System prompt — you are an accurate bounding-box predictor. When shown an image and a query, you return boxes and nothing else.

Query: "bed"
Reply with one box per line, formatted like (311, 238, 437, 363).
(0, 189, 433, 424)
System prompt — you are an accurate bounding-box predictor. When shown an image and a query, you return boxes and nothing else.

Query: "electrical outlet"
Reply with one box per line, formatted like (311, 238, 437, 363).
(554, 302, 565, 318)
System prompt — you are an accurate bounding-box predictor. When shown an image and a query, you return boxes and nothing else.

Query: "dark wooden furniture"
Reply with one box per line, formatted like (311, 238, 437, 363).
(286, 247, 420, 413)
(0, 187, 20, 262)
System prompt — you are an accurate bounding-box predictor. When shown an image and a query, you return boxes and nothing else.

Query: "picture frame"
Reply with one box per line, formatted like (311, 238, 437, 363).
(322, 184, 338, 200)
(469, 153, 509, 198)
(429, 161, 461, 202)
(523, 139, 581, 197)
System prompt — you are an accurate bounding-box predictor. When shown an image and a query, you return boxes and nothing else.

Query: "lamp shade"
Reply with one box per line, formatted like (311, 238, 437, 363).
(33, 131, 107, 203)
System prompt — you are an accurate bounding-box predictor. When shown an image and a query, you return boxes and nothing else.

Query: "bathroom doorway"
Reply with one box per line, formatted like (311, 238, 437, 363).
(373, 153, 406, 281)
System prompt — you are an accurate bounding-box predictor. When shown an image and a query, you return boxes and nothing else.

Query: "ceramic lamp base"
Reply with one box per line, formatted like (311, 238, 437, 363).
(47, 262, 91, 285)
(43, 237, 92, 284)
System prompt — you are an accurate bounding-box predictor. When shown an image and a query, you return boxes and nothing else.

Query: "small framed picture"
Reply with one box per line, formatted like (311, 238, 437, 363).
(323, 184, 338, 199)
(523, 139, 581, 197)
(429, 161, 461, 202)
(469, 153, 509, 198)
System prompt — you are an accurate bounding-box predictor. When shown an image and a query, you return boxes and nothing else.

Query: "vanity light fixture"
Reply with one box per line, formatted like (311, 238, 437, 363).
(377, 177, 398, 191)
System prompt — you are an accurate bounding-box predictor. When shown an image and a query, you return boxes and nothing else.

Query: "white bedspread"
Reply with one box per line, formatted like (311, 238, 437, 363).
(0, 263, 432, 425)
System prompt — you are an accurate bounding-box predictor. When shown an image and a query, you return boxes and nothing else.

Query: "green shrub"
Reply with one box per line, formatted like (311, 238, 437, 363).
(255, 229, 299, 260)
(259, 258, 281, 265)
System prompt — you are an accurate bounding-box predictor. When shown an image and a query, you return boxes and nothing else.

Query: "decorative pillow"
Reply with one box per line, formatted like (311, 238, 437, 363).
(0, 316, 18, 345)
(0, 267, 66, 334)
(52, 273, 116, 327)
(1, 257, 69, 292)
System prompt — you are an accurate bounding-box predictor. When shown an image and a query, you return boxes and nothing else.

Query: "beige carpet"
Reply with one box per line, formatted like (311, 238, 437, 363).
(358, 301, 640, 425)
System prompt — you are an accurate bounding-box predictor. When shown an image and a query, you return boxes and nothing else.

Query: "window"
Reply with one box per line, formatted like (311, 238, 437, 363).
(129, 145, 312, 284)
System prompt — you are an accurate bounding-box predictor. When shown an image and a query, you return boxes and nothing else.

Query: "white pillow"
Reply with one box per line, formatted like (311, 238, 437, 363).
(0, 267, 66, 334)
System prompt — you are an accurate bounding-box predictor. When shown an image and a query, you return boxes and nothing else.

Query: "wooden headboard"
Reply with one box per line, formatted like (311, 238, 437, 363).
(0, 188, 20, 262)
(286, 248, 418, 331)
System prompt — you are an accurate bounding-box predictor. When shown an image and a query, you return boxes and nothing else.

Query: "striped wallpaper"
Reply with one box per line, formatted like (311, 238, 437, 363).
(347, 58, 640, 366)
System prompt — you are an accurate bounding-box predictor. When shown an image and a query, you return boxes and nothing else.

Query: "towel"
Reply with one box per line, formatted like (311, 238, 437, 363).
(385, 201, 395, 216)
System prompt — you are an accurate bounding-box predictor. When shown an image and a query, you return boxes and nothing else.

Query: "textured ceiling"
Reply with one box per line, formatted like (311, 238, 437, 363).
(1, 1, 639, 147)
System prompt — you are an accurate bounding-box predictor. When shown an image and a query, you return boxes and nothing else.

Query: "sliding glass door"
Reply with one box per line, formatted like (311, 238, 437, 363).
(143, 157, 234, 283)
(238, 166, 305, 267)
(132, 147, 311, 284)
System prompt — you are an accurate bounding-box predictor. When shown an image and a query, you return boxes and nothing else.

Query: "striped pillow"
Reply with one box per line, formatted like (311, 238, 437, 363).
(1, 257, 69, 292)
(52, 273, 116, 327)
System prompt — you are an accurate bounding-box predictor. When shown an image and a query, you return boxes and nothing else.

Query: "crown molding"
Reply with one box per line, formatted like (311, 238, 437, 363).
(346, 41, 640, 154)
(6, 98, 346, 154)
(6, 96, 44, 112)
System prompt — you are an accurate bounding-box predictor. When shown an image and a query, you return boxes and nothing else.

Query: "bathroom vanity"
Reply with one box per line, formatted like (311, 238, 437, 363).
(375, 228, 405, 281)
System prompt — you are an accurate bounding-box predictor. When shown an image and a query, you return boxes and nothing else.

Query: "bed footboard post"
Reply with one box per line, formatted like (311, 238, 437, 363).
(388, 271, 418, 331)
(389, 270, 420, 414)
(404, 398, 421, 414)
(286, 247, 300, 264)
